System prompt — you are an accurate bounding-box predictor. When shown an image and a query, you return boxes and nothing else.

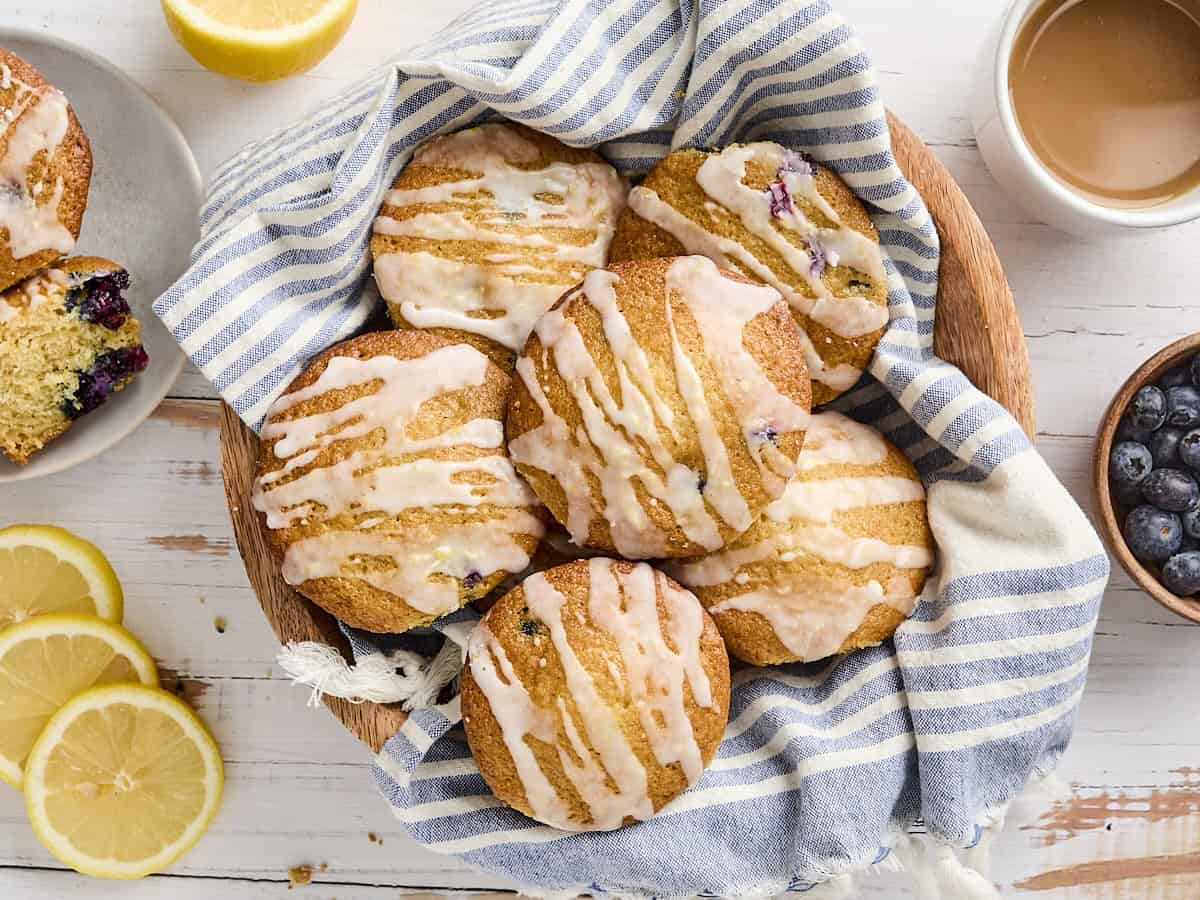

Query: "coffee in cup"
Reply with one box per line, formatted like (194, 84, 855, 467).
(972, 0, 1200, 236)
(1008, 0, 1200, 210)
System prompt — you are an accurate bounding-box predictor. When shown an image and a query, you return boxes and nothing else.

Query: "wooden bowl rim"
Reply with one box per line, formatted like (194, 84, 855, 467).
(1093, 332, 1200, 625)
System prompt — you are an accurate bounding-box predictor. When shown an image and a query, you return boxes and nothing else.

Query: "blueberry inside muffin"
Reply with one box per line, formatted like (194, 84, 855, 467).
(0, 256, 147, 464)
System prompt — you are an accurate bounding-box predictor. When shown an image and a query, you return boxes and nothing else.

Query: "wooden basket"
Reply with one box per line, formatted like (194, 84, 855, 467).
(220, 113, 1036, 752)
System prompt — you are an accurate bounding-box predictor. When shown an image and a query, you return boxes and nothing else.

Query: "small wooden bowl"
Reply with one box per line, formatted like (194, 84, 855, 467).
(1094, 333, 1200, 624)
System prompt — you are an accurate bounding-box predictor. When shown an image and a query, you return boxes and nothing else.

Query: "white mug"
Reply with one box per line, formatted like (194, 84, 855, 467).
(970, 0, 1200, 239)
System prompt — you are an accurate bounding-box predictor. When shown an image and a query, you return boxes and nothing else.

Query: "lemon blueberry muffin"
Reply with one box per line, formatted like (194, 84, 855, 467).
(0, 51, 92, 292)
(667, 412, 933, 665)
(252, 330, 546, 634)
(507, 255, 812, 559)
(610, 143, 888, 405)
(370, 122, 627, 366)
(462, 558, 730, 831)
(0, 257, 146, 465)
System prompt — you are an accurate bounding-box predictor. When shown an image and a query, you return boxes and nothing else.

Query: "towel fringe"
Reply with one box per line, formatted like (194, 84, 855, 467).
(890, 833, 1002, 900)
(277, 639, 461, 709)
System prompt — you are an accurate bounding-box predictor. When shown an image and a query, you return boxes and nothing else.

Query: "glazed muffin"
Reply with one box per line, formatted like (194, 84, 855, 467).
(462, 558, 731, 831)
(0, 257, 146, 465)
(0, 51, 93, 292)
(480, 524, 609, 611)
(371, 122, 627, 366)
(667, 412, 933, 665)
(252, 330, 546, 634)
(507, 255, 812, 559)
(610, 143, 888, 405)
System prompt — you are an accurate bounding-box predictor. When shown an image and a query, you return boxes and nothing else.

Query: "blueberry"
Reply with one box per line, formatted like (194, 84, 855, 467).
(1151, 428, 1185, 469)
(1163, 552, 1200, 596)
(65, 271, 133, 330)
(749, 425, 778, 446)
(1161, 366, 1192, 390)
(1130, 385, 1167, 431)
(1166, 385, 1200, 428)
(1182, 532, 1200, 553)
(62, 345, 149, 419)
(1112, 479, 1145, 509)
(1124, 505, 1183, 562)
(1109, 441, 1153, 489)
(1191, 354, 1200, 388)
(1115, 415, 1154, 446)
(1142, 468, 1200, 511)
(1184, 507, 1200, 540)
(462, 571, 482, 591)
(1180, 429, 1200, 470)
(518, 611, 543, 637)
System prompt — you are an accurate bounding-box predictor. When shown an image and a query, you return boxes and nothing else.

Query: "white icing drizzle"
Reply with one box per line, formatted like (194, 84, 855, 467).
(462, 623, 574, 824)
(0, 76, 74, 259)
(627, 142, 889, 390)
(465, 559, 716, 830)
(709, 573, 917, 661)
(764, 476, 926, 524)
(251, 344, 544, 616)
(795, 409, 888, 469)
(0, 265, 69, 322)
(670, 411, 931, 661)
(372, 125, 626, 351)
(587, 560, 713, 779)
(508, 257, 808, 558)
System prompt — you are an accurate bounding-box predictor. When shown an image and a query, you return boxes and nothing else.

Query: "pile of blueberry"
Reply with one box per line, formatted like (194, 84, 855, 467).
(1109, 355, 1200, 597)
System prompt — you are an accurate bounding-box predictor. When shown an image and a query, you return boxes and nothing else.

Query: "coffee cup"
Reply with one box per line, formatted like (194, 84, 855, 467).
(970, 0, 1200, 239)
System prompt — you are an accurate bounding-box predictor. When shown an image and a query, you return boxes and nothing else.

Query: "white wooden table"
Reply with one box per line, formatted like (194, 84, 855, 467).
(3, 2, 1199, 897)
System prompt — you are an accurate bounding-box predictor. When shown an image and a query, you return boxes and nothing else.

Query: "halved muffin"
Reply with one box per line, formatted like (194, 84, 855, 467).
(0, 50, 93, 291)
(0, 257, 147, 464)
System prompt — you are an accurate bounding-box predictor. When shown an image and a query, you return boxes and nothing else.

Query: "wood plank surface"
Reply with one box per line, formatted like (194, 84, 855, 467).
(3, 0, 1200, 897)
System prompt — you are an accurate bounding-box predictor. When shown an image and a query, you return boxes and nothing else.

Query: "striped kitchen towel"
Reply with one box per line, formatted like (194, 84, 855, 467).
(155, 0, 1109, 896)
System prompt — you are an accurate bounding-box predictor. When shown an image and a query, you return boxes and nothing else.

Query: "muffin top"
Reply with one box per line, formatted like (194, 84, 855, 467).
(507, 255, 812, 559)
(371, 122, 627, 363)
(462, 558, 730, 831)
(0, 51, 92, 292)
(610, 142, 888, 405)
(668, 411, 933, 664)
(251, 330, 545, 633)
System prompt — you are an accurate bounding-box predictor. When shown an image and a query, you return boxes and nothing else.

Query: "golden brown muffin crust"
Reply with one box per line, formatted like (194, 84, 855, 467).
(0, 50, 92, 292)
(371, 122, 626, 369)
(462, 559, 731, 830)
(610, 145, 887, 406)
(254, 330, 545, 633)
(506, 256, 812, 559)
(668, 412, 933, 665)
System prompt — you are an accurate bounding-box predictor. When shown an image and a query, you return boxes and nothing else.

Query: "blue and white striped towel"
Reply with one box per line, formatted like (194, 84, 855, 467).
(155, 1, 1109, 895)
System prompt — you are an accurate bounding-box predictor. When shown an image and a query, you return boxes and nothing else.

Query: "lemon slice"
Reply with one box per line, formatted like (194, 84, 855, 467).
(0, 525, 123, 628)
(24, 684, 223, 879)
(0, 614, 157, 787)
(162, 0, 358, 82)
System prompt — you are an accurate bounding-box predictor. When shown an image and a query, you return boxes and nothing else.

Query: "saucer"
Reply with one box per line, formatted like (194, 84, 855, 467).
(0, 29, 201, 482)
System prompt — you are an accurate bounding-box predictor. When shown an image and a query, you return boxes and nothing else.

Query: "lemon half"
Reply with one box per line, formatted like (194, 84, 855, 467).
(24, 684, 223, 879)
(0, 614, 157, 786)
(0, 524, 123, 628)
(162, 0, 359, 82)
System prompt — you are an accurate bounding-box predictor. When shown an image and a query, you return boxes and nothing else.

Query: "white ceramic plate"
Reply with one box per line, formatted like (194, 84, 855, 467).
(0, 29, 201, 482)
